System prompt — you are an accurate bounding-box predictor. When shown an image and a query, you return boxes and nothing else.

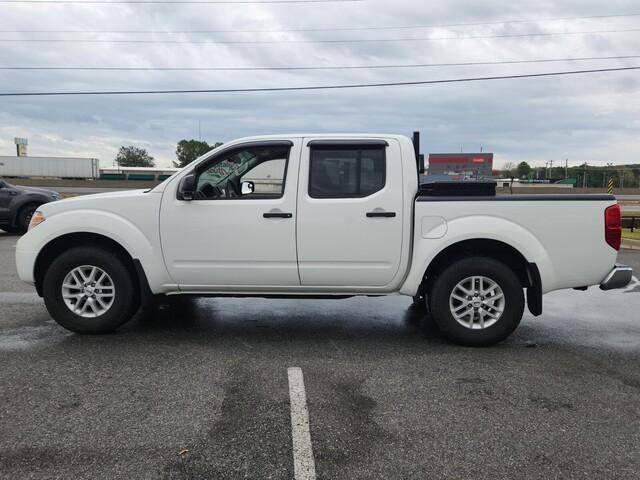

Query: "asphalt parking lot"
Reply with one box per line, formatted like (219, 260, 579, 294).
(1, 231, 639, 480)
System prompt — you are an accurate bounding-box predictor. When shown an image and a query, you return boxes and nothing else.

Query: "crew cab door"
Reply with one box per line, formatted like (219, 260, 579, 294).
(159, 140, 301, 289)
(296, 138, 404, 287)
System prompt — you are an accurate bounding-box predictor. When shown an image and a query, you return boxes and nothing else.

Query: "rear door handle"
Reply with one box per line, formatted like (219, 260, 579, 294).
(263, 212, 293, 219)
(366, 211, 396, 218)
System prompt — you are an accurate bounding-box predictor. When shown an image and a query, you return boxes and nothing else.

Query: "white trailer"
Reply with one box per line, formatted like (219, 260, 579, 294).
(0, 156, 100, 179)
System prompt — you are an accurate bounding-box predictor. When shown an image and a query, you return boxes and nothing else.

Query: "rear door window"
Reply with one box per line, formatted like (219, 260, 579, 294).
(308, 145, 385, 198)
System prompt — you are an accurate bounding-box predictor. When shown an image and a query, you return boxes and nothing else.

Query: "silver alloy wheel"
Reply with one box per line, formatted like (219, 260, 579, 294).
(449, 275, 505, 330)
(61, 265, 115, 318)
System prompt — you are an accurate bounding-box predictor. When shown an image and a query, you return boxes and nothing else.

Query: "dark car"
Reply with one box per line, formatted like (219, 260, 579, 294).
(0, 179, 60, 233)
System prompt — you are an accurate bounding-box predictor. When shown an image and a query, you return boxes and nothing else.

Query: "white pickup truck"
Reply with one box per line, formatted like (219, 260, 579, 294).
(15, 134, 632, 345)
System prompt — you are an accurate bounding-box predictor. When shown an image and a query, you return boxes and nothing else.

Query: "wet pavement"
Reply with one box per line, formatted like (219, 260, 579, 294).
(0, 231, 639, 479)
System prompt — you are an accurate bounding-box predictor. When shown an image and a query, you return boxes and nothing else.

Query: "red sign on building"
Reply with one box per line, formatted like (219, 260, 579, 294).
(427, 153, 494, 177)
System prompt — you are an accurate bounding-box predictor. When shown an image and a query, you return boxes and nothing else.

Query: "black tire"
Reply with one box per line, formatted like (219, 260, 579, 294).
(15, 203, 39, 234)
(428, 256, 524, 346)
(43, 246, 139, 334)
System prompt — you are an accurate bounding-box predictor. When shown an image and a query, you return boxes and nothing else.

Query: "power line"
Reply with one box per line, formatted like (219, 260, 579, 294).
(2, 55, 639, 71)
(0, 0, 361, 3)
(2, 12, 639, 34)
(1, 66, 638, 96)
(2, 27, 639, 44)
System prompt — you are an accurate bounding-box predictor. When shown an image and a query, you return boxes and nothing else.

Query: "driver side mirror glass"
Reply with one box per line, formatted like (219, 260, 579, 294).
(241, 181, 255, 196)
(177, 173, 197, 201)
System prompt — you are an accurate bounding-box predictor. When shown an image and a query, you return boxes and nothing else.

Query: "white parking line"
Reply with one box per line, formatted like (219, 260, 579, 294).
(287, 367, 317, 480)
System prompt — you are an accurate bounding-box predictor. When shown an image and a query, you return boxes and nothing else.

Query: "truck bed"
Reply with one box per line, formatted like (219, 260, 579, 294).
(408, 193, 618, 294)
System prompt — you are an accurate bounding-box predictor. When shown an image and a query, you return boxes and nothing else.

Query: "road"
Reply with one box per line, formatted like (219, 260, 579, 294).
(0, 231, 639, 479)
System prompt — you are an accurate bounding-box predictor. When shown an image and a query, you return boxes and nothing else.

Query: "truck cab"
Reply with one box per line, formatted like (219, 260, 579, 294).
(161, 136, 410, 292)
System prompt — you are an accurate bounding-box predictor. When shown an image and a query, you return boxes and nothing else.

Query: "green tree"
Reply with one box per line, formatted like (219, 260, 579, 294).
(174, 139, 222, 168)
(620, 169, 636, 188)
(115, 146, 155, 167)
(516, 161, 532, 179)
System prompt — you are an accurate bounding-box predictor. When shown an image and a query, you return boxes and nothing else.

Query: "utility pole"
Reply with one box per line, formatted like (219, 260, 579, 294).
(198, 120, 201, 141)
(583, 163, 588, 188)
(565, 158, 568, 179)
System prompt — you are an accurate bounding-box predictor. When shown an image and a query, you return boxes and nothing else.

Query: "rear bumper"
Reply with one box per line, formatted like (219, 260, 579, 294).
(599, 264, 633, 291)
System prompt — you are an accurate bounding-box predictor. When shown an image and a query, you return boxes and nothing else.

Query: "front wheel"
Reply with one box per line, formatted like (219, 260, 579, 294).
(43, 246, 139, 334)
(428, 256, 525, 346)
(16, 204, 38, 233)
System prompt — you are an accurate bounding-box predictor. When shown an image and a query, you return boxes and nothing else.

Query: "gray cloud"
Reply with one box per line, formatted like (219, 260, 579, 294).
(1, 0, 639, 168)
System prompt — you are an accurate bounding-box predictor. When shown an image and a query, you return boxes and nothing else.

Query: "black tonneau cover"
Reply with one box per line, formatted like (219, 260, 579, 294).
(416, 181, 615, 201)
(418, 181, 496, 197)
(416, 194, 615, 202)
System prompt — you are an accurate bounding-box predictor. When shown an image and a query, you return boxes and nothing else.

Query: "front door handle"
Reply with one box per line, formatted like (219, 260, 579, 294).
(366, 211, 396, 218)
(263, 212, 292, 219)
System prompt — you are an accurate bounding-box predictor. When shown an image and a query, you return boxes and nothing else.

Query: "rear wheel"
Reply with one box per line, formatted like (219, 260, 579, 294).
(428, 256, 524, 346)
(43, 246, 139, 334)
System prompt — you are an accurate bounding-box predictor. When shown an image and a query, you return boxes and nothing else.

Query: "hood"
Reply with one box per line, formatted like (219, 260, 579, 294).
(12, 184, 59, 197)
(39, 188, 153, 215)
(58, 188, 150, 202)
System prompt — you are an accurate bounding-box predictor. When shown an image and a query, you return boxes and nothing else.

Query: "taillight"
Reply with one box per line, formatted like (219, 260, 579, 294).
(604, 204, 622, 251)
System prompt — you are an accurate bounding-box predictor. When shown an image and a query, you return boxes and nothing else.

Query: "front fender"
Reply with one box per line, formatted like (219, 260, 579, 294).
(400, 215, 555, 296)
(15, 209, 173, 293)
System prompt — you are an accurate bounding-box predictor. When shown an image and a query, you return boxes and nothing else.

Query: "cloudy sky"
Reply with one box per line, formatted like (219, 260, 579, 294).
(0, 0, 639, 168)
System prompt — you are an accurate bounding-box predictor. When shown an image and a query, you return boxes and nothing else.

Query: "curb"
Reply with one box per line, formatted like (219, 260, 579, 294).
(622, 238, 640, 251)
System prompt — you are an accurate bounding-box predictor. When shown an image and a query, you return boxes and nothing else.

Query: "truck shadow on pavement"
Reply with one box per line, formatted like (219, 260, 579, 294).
(114, 296, 455, 348)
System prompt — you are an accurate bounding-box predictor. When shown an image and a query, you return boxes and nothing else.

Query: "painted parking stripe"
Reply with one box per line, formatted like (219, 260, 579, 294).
(288, 367, 317, 480)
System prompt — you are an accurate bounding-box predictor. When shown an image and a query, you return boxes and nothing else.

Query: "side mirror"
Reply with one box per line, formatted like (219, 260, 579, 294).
(177, 173, 197, 201)
(241, 181, 255, 195)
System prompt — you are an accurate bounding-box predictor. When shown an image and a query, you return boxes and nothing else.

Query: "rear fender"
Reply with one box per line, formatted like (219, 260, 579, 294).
(400, 215, 554, 296)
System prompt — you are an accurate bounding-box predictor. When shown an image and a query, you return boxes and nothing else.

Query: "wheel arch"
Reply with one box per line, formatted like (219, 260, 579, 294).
(420, 238, 543, 317)
(33, 232, 151, 300)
